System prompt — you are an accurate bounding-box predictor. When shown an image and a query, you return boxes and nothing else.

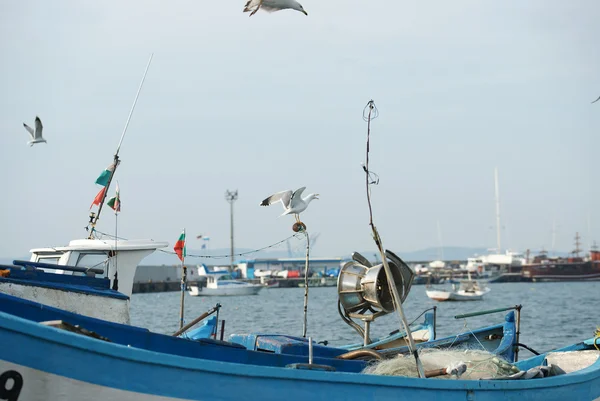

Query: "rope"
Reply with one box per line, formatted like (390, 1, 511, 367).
(93, 229, 303, 260)
(594, 327, 600, 351)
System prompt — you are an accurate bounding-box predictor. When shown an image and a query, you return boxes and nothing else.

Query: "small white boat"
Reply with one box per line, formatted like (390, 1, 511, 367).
(188, 266, 263, 296)
(426, 274, 490, 302)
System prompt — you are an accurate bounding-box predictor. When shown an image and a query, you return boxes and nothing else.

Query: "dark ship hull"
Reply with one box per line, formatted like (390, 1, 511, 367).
(522, 251, 600, 282)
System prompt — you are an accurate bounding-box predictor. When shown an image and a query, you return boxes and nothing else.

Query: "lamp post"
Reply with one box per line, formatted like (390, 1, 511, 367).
(225, 190, 238, 272)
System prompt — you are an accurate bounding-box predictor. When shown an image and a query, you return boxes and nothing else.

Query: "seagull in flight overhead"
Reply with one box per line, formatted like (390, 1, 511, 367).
(243, 0, 308, 16)
(260, 187, 318, 223)
(23, 116, 47, 147)
(592, 95, 600, 104)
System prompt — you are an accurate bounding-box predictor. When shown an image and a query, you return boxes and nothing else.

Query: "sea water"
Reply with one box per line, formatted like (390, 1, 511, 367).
(130, 281, 598, 358)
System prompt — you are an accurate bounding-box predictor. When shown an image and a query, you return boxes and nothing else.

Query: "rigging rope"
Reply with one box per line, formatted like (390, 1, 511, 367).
(93, 229, 304, 260)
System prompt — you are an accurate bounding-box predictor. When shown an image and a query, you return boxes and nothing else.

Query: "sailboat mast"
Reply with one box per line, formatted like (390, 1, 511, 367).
(552, 219, 557, 256)
(436, 220, 444, 260)
(494, 167, 501, 253)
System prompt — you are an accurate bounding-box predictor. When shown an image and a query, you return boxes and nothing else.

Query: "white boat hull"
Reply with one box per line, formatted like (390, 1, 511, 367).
(188, 285, 262, 296)
(426, 288, 490, 302)
(0, 360, 187, 401)
(0, 282, 130, 324)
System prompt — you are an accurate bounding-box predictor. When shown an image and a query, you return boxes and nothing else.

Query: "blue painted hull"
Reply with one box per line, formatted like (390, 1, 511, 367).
(1, 310, 599, 401)
(0, 291, 516, 365)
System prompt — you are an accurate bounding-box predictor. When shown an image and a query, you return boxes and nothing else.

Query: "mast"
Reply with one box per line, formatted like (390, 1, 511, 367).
(573, 232, 582, 258)
(436, 220, 444, 260)
(588, 213, 592, 253)
(87, 54, 154, 237)
(551, 219, 557, 256)
(494, 167, 501, 253)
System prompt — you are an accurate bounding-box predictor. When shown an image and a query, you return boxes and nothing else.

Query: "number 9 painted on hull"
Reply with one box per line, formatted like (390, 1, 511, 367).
(0, 370, 23, 401)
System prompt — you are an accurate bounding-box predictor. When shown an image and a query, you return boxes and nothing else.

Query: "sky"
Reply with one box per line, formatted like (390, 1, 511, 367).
(0, 0, 598, 261)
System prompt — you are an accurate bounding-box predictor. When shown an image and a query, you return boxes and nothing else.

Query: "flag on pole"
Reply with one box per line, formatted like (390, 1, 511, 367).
(174, 230, 186, 262)
(95, 162, 116, 186)
(90, 187, 107, 209)
(107, 183, 121, 212)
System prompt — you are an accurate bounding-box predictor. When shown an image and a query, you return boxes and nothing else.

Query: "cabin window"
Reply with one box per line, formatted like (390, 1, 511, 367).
(37, 256, 60, 265)
(76, 253, 109, 277)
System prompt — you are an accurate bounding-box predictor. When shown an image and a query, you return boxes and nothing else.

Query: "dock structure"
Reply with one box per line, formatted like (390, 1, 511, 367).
(131, 258, 479, 294)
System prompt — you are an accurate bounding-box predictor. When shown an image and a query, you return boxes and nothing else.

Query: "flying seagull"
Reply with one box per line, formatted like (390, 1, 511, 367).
(23, 116, 47, 147)
(260, 187, 318, 223)
(243, 0, 308, 16)
(592, 95, 600, 104)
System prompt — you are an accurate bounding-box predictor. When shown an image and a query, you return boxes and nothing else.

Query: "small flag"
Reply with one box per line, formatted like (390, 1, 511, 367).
(95, 162, 116, 187)
(174, 230, 186, 262)
(107, 183, 121, 212)
(90, 187, 107, 209)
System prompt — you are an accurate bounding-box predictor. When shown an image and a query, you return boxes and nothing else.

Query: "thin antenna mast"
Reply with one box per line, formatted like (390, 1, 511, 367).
(87, 54, 154, 237)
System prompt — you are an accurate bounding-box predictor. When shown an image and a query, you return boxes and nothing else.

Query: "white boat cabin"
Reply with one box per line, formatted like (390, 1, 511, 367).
(29, 238, 168, 298)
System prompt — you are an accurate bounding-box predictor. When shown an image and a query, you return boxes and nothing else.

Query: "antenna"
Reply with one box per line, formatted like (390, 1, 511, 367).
(87, 54, 154, 237)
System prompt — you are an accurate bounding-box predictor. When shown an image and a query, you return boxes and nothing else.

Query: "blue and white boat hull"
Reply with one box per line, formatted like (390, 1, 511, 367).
(1, 311, 599, 401)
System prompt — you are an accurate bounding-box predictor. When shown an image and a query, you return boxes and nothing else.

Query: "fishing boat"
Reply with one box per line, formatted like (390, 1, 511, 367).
(426, 271, 490, 302)
(521, 236, 600, 282)
(0, 238, 167, 324)
(188, 265, 263, 296)
(0, 56, 171, 326)
(4, 246, 593, 400)
(1, 302, 598, 401)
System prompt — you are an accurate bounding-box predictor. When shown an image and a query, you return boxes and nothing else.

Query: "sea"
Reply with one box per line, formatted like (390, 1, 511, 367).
(130, 282, 598, 358)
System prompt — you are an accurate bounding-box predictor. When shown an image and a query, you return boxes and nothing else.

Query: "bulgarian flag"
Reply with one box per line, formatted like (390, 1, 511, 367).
(107, 183, 121, 212)
(174, 230, 186, 262)
(96, 162, 116, 187)
(90, 187, 106, 209)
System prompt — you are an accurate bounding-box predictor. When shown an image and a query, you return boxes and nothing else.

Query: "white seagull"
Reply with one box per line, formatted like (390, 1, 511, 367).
(23, 116, 47, 147)
(260, 187, 318, 222)
(243, 0, 308, 16)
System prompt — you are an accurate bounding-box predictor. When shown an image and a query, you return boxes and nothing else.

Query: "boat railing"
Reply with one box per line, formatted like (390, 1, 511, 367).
(456, 304, 523, 361)
(12, 260, 104, 277)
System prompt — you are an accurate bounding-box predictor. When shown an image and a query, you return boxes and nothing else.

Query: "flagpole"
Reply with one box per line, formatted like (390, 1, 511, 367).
(87, 53, 154, 238)
(113, 207, 119, 290)
(179, 228, 187, 330)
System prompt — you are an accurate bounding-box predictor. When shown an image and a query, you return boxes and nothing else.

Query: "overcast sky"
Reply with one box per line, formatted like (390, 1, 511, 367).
(1, 0, 598, 261)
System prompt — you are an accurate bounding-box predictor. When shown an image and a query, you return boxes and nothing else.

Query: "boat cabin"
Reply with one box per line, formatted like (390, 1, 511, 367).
(29, 238, 168, 298)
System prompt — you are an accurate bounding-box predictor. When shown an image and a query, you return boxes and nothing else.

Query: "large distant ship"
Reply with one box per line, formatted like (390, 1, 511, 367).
(521, 234, 600, 282)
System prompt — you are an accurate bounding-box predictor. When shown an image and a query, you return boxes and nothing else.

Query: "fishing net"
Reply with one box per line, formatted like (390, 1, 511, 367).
(362, 348, 519, 379)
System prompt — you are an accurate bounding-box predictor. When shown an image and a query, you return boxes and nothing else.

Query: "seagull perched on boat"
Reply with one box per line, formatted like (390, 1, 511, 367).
(243, 0, 308, 16)
(260, 187, 318, 223)
(23, 116, 46, 147)
(592, 95, 600, 104)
